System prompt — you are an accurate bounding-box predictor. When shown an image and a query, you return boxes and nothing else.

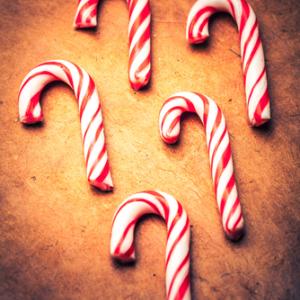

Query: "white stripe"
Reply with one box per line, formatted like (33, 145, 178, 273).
(78, 69, 90, 107)
(86, 125, 105, 175)
(81, 4, 96, 23)
(166, 229, 190, 297)
(240, 10, 257, 58)
(208, 115, 226, 164)
(216, 157, 233, 209)
(82, 111, 102, 158)
(222, 184, 239, 230)
(102, 172, 113, 188)
(129, 15, 150, 54)
(76, 0, 91, 14)
(166, 210, 186, 257)
(128, 0, 148, 34)
(80, 88, 99, 136)
(211, 132, 229, 182)
(205, 99, 218, 145)
(161, 109, 181, 141)
(188, 92, 204, 118)
(129, 39, 150, 81)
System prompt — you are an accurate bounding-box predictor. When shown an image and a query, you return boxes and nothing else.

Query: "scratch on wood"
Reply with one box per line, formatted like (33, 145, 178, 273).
(229, 48, 241, 57)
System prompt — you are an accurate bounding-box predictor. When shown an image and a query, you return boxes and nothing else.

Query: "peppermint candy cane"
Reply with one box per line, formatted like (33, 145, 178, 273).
(159, 92, 244, 240)
(74, 0, 151, 91)
(187, 0, 271, 126)
(18, 60, 113, 191)
(111, 191, 191, 300)
(74, 0, 99, 28)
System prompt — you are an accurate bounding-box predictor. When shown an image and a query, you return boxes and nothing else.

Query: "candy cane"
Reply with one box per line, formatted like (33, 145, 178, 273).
(159, 92, 244, 240)
(187, 0, 271, 126)
(18, 60, 113, 191)
(73, 0, 99, 28)
(74, 0, 151, 91)
(111, 190, 191, 300)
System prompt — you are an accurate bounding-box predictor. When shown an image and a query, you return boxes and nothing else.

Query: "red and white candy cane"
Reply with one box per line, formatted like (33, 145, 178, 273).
(187, 0, 271, 126)
(74, 0, 151, 91)
(74, 0, 99, 28)
(111, 190, 191, 300)
(159, 92, 244, 240)
(18, 60, 113, 191)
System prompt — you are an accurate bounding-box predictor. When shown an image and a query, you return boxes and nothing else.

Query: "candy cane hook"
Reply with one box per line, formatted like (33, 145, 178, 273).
(159, 92, 244, 240)
(18, 60, 113, 191)
(187, 0, 271, 126)
(111, 191, 191, 300)
(74, 0, 151, 91)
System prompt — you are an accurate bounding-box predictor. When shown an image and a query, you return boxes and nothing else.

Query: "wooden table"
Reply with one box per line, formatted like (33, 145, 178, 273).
(0, 0, 299, 298)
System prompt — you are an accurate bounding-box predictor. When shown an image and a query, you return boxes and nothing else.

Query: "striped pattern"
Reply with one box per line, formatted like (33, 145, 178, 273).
(159, 92, 244, 240)
(127, 0, 151, 90)
(74, 0, 99, 28)
(74, 0, 151, 91)
(18, 60, 113, 191)
(111, 191, 191, 300)
(186, 0, 271, 126)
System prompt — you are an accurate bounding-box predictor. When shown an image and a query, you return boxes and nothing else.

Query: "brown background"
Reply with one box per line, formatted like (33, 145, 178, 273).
(0, 0, 299, 299)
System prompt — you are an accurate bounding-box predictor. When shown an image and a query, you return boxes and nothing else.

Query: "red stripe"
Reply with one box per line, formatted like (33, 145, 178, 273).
(24, 91, 42, 121)
(128, 1, 150, 66)
(207, 108, 222, 153)
(129, 29, 150, 70)
(198, 94, 209, 127)
(167, 204, 183, 240)
(74, 64, 83, 100)
(188, 7, 217, 41)
(174, 273, 190, 300)
(231, 210, 243, 233)
(20, 66, 73, 120)
(19, 71, 59, 96)
(114, 218, 137, 256)
(40, 61, 74, 88)
(252, 88, 270, 125)
(213, 142, 232, 192)
(85, 122, 104, 167)
(88, 158, 110, 185)
(166, 217, 189, 268)
(210, 126, 227, 178)
(128, 0, 139, 16)
(121, 243, 135, 259)
(247, 67, 266, 105)
(227, 0, 236, 20)
(75, 0, 99, 25)
(161, 107, 181, 142)
(219, 174, 235, 216)
(146, 191, 170, 222)
(225, 196, 241, 233)
(243, 35, 261, 83)
(160, 95, 200, 143)
(241, 19, 258, 61)
(83, 104, 101, 141)
(128, 2, 150, 43)
(79, 76, 95, 120)
(113, 197, 161, 225)
(167, 252, 189, 299)
(238, 0, 250, 35)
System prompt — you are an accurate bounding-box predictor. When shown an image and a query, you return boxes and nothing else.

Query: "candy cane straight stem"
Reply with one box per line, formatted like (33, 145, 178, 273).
(74, 0, 151, 91)
(187, 0, 271, 126)
(111, 191, 191, 300)
(159, 92, 244, 240)
(18, 60, 113, 191)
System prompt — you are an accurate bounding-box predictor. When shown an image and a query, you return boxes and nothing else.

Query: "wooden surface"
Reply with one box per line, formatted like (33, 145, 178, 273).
(0, 0, 299, 299)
